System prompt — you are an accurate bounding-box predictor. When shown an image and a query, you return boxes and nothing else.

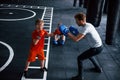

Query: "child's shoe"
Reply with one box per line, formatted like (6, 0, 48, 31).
(53, 40, 58, 45)
(59, 40, 65, 45)
(40, 67, 48, 71)
(43, 67, 48, 71)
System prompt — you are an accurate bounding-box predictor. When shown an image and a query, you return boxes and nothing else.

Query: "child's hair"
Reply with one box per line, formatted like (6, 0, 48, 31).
(74, 12, 86, 21)
(35, 19, 44, 25)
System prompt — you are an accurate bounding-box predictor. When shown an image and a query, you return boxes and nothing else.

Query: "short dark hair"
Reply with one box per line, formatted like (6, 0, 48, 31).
(74, 12, 86, 20)
(35, 19, 44, 25)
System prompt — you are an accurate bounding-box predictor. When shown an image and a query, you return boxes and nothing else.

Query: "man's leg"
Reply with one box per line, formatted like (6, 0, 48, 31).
(89, 57, 102, 72)
(89, 46, 103, 72)
(89, 57, 100, 68)
(72, 48, 95, 80)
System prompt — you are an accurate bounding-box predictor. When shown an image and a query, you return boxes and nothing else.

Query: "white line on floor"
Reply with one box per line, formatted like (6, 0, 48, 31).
(0, 8, 36, 21)
(0, 41, 14, 72)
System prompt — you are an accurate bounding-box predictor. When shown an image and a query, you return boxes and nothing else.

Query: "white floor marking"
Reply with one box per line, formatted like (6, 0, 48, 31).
(23, 5, 26, 8)
(0, 4, 3, 6)
(44, 43, 48, 45)
(44, 23, 51, 25)
(42, 7, 53, 80)
(8, 5, 11, 7)
(44, 50, 47, 52)
(26, 79, 41, 80)
(9, 12, 13, 15)
(16, 5, 18, 7)
(28, 66, 41, 69)
(0, 4, 49, 9)
(41, 7, 47, 20)
(30, 6, 32, 8)
(44, 26, 50, 28)
(0, 41, 14, 72)
(0, 8, 36, 21)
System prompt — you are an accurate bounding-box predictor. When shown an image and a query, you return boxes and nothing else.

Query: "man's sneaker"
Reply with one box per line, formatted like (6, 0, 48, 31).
(23, 71, 27, 78)
(94, 67, 103, 73)
(71, 75, 83, 80)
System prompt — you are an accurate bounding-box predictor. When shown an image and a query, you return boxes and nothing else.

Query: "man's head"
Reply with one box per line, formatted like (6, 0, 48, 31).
(74, 12, 86, 26)
(35, 19, 44, 30)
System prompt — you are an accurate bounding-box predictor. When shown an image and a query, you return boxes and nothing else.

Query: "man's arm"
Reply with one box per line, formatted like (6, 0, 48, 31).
(68, 32, 85, 42)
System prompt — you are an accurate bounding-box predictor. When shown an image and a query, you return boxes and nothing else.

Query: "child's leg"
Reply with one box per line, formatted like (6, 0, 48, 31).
(24, 61, 30, 71)
(38, 50, 47, 71)
(40, 60, 48, 71)
(40, 60, 44, 68)
(53, 35, 60, 45)
(61, 35, 66, 41)
(24, 61, 31, 77)
(25, 50, 36, 71)
(59, 35, 66, 45)
(54, 35, 60, 41)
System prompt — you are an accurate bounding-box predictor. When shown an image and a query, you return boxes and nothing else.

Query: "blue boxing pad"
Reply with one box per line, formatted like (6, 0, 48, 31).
(59, 24, 69, 36)
(69, 26, 79, 36)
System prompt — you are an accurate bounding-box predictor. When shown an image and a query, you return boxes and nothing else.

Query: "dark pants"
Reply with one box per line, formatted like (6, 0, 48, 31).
(77, 46, 103, 77)
(73, 0, 83, 7)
